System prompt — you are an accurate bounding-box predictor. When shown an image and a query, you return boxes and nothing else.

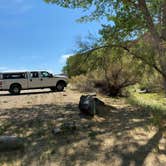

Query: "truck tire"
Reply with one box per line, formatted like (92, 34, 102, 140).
(50, 87, 56, 92)
(56, 82, 65, 92)
(9, 84, 21, 95)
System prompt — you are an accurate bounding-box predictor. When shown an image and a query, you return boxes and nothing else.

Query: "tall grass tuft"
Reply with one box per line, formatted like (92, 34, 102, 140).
(128, 93, 166, 129)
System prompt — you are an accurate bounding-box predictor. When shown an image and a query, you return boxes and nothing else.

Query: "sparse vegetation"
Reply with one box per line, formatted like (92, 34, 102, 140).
(67, 50, 143, 96)
(46, 0, 166, 92)
(0, 90, 166, 165)
(128, 92, 166, 128)
(70, 74, 95, 92)
(0, 0, 166, 165)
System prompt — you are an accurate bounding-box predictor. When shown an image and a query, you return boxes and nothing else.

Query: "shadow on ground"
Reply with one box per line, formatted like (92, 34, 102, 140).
(0, 90, 58, 96)
(0, 101, 165, 166)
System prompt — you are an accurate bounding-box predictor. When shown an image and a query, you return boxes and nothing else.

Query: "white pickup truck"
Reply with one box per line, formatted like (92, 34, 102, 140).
(0, 71, 68, 95)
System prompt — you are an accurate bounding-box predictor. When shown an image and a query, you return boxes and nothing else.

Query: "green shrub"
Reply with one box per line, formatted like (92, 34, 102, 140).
(128, 93, 166, 129)
(139, 70, 163, 93)
(70, 74, 95, 92)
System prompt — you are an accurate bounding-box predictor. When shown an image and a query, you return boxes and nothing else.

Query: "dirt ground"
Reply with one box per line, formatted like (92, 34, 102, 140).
(0, 89, 166, 166)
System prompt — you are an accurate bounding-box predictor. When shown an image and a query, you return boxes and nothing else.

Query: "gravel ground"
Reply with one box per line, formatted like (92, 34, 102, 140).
(0, 89, 166, 166)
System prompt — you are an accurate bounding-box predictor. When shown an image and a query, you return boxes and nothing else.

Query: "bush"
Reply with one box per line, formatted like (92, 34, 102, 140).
(70, 74, 95, 92)
(139, 72, 164, 93)
(69, 66, 138, 97)
(68, 51, 143, 96)
(92, 55, 142, 96)
(128, 93, 166, 129)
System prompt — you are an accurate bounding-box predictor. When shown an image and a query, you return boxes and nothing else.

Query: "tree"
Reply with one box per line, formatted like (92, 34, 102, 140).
(62, 54, 87, 77)
(64, 47, 143, 96)
(45, 0, 166, 91)
(93, 50, 143, 96)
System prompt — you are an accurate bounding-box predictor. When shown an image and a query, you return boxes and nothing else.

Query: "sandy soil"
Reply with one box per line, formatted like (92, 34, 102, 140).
(0, 89, 166, 166)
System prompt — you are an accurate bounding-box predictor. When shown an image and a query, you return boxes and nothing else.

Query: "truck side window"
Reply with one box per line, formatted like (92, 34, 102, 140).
(3, 73, 26, 79)
(30, 72, 39, 78)
(41, 71, 50, 78)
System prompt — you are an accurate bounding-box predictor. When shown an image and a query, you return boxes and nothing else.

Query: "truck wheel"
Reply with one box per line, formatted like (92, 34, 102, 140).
(50, 87, 56, 92)
(56, 82, 65, 92)
(9, 84, 21, 95)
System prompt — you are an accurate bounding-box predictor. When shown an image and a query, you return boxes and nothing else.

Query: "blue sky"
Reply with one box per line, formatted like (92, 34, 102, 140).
(0, 0, 102, 73)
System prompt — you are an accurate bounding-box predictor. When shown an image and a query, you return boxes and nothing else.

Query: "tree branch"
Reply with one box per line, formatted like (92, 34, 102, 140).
(137, 0, 161, 47)
(79, 44, 166, 78)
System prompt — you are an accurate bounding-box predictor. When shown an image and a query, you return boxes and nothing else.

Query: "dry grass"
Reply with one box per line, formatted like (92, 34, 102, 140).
(128, 92, 166, 128)
(0, 89, 166, 166)
(128, 93, 166, 111)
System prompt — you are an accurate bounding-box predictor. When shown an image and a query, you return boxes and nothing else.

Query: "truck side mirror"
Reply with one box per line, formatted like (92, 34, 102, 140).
(49, 74, 53, 78)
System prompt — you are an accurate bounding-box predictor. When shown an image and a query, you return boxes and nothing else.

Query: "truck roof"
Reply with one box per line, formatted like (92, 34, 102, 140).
(0, 71, 27, 73)
(0, 71, 43, 74)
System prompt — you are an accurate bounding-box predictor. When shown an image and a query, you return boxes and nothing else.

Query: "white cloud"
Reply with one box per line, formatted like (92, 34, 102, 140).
(59, 54, 73, 64)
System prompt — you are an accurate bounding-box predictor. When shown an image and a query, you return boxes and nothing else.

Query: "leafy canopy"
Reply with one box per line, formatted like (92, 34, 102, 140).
(45, 0, 166, 84)
(44, 0, 165, 43)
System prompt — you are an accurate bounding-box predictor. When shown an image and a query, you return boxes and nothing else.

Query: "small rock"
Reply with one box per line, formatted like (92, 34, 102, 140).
(52, 128, 61, 135)
(52, 121, 77, 135)
(61, 121, 77, 131)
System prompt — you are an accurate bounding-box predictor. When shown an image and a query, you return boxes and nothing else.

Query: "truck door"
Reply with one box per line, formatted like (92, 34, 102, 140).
(40, 71, 56, 87)
(28, 72, 42, 88)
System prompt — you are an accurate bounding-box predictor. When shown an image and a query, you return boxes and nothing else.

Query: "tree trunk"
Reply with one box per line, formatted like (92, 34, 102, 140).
(163, 76, 166, 93)
(160, 0, 166, 93)
(138, 0, 166, 93)
(109, 86, 121, 97)
(138, 0, 161, 49)
(160, 54, 166, 92)
(161, 0, 166, 41)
